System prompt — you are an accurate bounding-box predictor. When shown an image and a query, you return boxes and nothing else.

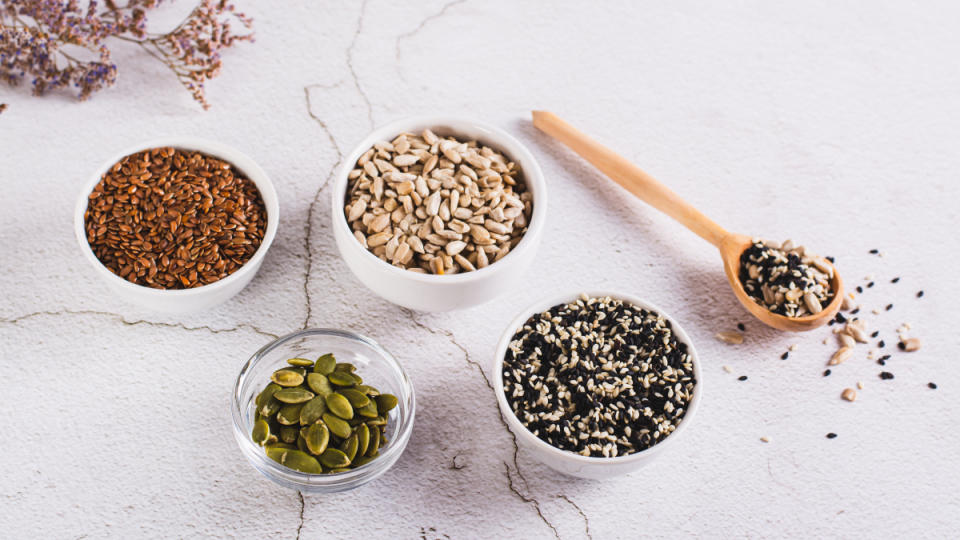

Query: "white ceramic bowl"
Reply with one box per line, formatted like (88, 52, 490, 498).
(74, 137, 279, 313)
(330, 117, 547, 312)
(493, 290, 702, 479)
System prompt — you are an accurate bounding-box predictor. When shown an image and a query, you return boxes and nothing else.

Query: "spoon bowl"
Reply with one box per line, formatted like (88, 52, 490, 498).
(719, 233, 843, 332)
(532, 111, 844, 332)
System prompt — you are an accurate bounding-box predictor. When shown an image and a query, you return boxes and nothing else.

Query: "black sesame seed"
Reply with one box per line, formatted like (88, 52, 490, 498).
(885, 304, 893, 311)
(870, 331, 879, 338)
(826, 432, 838, 439)
(856, 286, 863, 293)
(823, 369, 832, 377)
(826, 256, 835, 263)
(850, 308, 860, 315)
(781, 352, 789, 360)
(917, 290, 924, 298)
(867, 282, 875, 288)
(928, 382, 937, 390)
(879, 371, 894, 380)
(877, 359, 886, 366)
(738, 375, 748, 381)
(878, 340, 885, 348)
(869, 249, 879, 254)
(898, 342, 906, 351)
(737, 323, 745, 332)
(834, 313, 847, 323)
(880, 355, 891, 361)
(891, 277, 900, 283)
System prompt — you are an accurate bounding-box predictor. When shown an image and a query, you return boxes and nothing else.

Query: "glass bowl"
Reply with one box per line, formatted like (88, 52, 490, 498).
(231, 328, 415, 493)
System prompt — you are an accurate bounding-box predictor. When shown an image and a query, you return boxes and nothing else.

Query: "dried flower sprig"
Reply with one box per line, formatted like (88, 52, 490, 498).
(0, 0, 253, 108)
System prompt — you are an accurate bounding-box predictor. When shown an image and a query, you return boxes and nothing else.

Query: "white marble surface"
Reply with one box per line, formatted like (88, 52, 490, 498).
(1, 1, 959, 538)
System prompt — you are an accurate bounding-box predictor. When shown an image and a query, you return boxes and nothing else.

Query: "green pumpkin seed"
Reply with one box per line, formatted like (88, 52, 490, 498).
(274, 387, 314, 404)
(279, 425, 299, 444)
(299, 396, 327, 425)
(271, 369, 305, 387)
(327, 467, 352, 474)
(296, 436, 309, 453)
(256, 383, 281, 409)
(356, 424, 370, 456)
(351, 455, 375, 467)
(277, 403, 304, 425)
(334, 362, 356, 373)
(339, 388, 371, 408)
(325, 393, 354, 419)
(322, 413, 352, 439)
(251, 418, 270, 446)
(355, 384, 380, 396)
(306, 373, 333, 397)
(287, 357, 315, 367)
(341, 434, 359, 462)
(366, 415, 387, 426)
(358, 400, 379, 418)
(327, 371, 355, 387)
(349, 372, 363, 385)
(267, 447, 323, 474)
(305, 423, 330, 455)
(314, 354, 336, 375)
(319, 447, 351, 468)
(366, 426, 380, 457)
(265, 442, 296, 451)
(259, 397, 282, 417)
(376, 394, 398, 414)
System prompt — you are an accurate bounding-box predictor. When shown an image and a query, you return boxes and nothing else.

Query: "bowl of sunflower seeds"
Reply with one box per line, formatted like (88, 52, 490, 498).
(331, 116, 547, 312)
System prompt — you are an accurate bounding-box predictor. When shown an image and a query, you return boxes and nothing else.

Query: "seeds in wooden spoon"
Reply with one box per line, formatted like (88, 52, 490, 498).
(739, 239, 835, 318)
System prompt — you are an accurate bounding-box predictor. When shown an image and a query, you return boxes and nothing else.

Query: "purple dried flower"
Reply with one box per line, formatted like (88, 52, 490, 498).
(0, 0, 252, 108)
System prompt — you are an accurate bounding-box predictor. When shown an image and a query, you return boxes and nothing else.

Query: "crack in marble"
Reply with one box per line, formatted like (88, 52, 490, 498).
(503, 462, 561, 539)
(347, 0, 374, 128)
(404, 309, 566, 537)
(301, 85, 345, 329)
(558, 495, 593, 540)
(295, 491, 305, 540)
(0, 309, 279, 340)
(394, 0, 469, 63)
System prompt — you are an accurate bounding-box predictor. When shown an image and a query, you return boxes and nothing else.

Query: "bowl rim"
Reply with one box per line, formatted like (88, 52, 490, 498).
(493, 290, 702, 466)
(330, 115, 547, 284)
(231, 327, 416, 488)
(73, 136, 280, 297)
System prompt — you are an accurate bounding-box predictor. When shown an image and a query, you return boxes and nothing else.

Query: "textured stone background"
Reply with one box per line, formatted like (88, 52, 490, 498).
(1, 1, 958, 538)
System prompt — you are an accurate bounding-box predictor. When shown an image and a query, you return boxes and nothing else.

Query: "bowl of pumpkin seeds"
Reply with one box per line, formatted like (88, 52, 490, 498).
(232, 328, 415, 492)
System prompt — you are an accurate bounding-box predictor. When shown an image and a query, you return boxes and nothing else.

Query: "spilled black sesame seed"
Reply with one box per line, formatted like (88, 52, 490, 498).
(928, 382, 938, 390)
(737, 323, 746, 332)
(823, 369, 832, 377)
(867, 281, 875, 288)
(780, 352, 789, 360)
(886, 303, 893, 311)
(826, 432, 838, 439)
(878, 340, 885, 348)
(871, 331, 879, 338)
(738, 375, 748, 381)
(917, 290, 924, 298)
(856, 286, 863, 293)
(869, 249, 879, 254)
(850, 308, 860, 315)
(879, 371, 894, 380)
(891, 277, 900, 283)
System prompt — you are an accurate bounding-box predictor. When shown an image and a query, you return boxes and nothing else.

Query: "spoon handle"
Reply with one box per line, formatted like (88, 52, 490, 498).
(532, 110, 729, 247)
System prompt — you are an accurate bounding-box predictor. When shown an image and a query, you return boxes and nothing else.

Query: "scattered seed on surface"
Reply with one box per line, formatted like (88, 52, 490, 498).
(857, 381, 864, 390)
(878, 340, 885, 348)
(885, 304, 893, 311)
(722, 365, 733, 373)
(867, 281, 875, 288)
(928, 382, 938, 390)
(899, 337, 921, 352)
(826, 432, 838, 439)
(760, 436, 771, 443)
(823, 369, 832, 377)
(917, 290, 924, 298)
(738, 375, 748, 381)
(737, 323, 746, 332)
(891, 277, 900, 283)
(869, 249, 879, 254)
(841, 388, 857, 402)
(715, 331, 744, 344)
(879, 371, 894, 380)
(780, 352, 789, 360)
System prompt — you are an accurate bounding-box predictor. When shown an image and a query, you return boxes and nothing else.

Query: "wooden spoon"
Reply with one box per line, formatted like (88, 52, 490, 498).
(532, 110, 843, 332)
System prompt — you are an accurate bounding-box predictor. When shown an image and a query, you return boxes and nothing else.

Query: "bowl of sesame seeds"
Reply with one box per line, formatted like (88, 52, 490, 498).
(74, 137, 279, 313)
(494, 291, 701, 479)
